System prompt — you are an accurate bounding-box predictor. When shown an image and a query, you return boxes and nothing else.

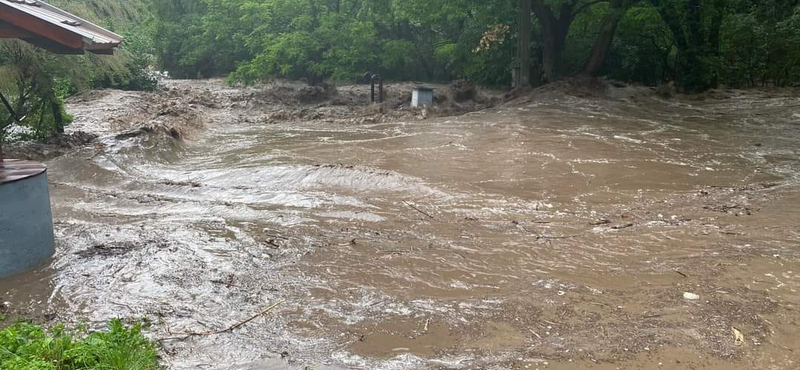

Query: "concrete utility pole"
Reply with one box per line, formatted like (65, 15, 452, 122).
(516, 0, 532, 88)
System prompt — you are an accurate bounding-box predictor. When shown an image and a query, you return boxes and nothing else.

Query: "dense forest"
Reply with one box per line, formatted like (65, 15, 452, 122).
(3, 0, 800, 146)
(151, 0, 800, 91)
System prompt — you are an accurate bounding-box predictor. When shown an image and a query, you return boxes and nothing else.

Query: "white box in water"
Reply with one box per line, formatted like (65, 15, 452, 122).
(412, 87, 434, 108)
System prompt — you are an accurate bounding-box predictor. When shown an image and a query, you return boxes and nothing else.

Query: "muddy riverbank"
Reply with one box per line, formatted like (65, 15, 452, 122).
(5, 79, 495, 161)
(2, 79, 799, 370)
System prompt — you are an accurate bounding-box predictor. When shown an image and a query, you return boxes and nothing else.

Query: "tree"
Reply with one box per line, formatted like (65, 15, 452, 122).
(516, 0, 533, 87)
(650, 0, 727, 92)
(583, 0, 640, 76)
(529, 0, 607, 82)
(606, 3, 676, 85)
(150, 0, 223, 78)
(145, 0, 800, 90)
(0, 41, 75, 156)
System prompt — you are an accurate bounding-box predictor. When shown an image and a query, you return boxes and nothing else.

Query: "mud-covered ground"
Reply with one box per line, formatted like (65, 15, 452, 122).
(5, 79, 495, 161)
(2, 79, 800, 370)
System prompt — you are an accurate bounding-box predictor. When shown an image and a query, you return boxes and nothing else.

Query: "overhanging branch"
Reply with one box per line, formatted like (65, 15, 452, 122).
(0, 91, 17, 120)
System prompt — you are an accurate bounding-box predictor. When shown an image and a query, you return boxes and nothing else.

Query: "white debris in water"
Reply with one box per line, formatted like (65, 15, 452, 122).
(317, 210, 386, 222)
(333, 351, 427, 370)
(613, 135, 644, 144)
(683, 292, 701, 300)
(427, 355, 475, 369)
(586, 287, 603, 295)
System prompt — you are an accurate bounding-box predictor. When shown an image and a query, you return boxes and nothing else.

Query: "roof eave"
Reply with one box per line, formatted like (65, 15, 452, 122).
(0, 0, 123, 55)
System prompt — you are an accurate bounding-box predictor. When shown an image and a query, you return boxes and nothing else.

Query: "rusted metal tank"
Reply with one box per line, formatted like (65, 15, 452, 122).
(0, 160, 55, 278)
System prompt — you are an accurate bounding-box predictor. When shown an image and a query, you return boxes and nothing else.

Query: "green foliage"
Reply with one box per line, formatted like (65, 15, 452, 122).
(151, 1, 218, 78)
(0, 41, 75, 144)
(46, 0, 157, 91)
(223, 0, 383, 85)
(604, 0, 800, 90)
(47, 0, 149, 31)
(3, 0, 797, 104)
(151, 0, 516, 85)
(561, 3, 610, 77)
(0, 0, 157, 150)
(608, 3, 676, 85)
(0, 320, 159, 370)
(91, 31, 158, 92)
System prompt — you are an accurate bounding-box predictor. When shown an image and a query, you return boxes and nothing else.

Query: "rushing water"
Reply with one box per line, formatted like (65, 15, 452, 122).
(2, 82, 800, 369)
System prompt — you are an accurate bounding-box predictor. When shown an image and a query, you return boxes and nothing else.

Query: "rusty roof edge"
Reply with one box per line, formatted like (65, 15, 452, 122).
(35, 0, 123, 44)
(1, 0, 124, 46)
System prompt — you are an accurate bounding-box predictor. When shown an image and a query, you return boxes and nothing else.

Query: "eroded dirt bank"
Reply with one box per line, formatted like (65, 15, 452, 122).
(2, 79, 800, 370)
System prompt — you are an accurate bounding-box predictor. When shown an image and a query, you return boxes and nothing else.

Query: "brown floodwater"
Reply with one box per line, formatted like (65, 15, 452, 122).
(2, 81, 800, 369)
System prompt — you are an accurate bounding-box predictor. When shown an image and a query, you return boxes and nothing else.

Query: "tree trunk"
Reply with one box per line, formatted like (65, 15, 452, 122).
(583, 0, 627, 76)
(531, 0, 574, 83)
(541, 27, 558, 82)
(517, 0, 533, 87)
(543, 19, 571, 82)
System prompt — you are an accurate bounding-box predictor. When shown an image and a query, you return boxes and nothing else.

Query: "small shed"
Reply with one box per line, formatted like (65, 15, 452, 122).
(412, 86, 434, 108)
(0, 0, 123, 55)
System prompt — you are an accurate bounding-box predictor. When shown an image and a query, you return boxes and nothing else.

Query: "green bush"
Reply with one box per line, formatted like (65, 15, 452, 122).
(0, 320, 159, 370)
(90, 31, 158, 92)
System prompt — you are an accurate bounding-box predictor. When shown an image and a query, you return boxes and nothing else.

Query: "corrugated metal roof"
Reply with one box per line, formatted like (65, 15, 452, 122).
(0, 0, 122, 49)
(0, 159, 47, 185)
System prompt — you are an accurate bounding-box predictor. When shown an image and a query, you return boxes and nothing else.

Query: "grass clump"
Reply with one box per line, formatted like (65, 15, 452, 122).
(0, 319, 159, 370)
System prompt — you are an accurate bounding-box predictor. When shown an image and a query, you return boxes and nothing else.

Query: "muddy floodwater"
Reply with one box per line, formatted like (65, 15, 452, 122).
(2, 80, 800, 369)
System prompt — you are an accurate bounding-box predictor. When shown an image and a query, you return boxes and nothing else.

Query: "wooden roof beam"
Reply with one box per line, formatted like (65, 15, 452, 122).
(0, 4, 84, 50)
(0, 21, 34, 39)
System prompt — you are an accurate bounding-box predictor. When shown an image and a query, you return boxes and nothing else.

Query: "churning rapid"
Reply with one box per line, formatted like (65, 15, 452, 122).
(2, 80, 799, 369)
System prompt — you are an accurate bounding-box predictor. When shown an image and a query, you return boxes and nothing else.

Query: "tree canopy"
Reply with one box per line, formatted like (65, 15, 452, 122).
(147, 0, 800, 91)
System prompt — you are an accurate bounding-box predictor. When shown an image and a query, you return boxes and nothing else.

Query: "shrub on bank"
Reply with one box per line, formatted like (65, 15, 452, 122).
(0, 319, 159, 370)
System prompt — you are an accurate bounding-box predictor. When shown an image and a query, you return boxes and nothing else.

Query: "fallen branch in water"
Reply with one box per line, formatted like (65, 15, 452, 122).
(159, 300, 285, 341)
(403, 201, 436, 220)
(378, 249, 410, 254)
(611, 223, 634, 230)
(521, 226, 581, 241)
(535, 235, 580, 241)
